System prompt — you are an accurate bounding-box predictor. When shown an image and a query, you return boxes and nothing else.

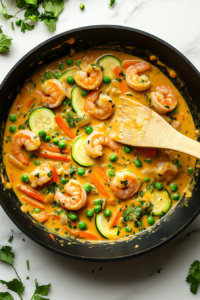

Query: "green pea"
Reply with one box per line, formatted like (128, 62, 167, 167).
(109, 153, 118, 162)
(77, 168, 85, 176)
(34, 208, 41, 213)
(59, 64, 64, 70)
(62, 101, 67, 106)
(84, 183, 91, 193)
(178, 162, 182, 167)
(93, 199, 102, 205)
(134, 159, 142, 168)
(38, 130, 46, 138)
(41, 187, 47, 194)
(79, 221, 86, 230)
(81, 90, 87, 97)
(148, 216, 155, 225)
(108, 163, 112, 168)
(67, 76, 75, 85)
(9, 125, 16, 133)
(69, 213, 78, 221)
(60, 178, 67, 185)
(125, 226, 132, 232)
(40, 77, 45, 83)
(10, 114, 17, 122)
(44, 135, 51, 142)
(170, 183, 178, 192)
(145, 158, 152, 163)
(137, 198, 141, 202)
(86, 209, 94, 218)
(76, 60, 82, 66)
(58, 140, 67, 149)
(53, 138, 59, 145)
(85, 126, 93, 135)
(107, 169, 115, 177)
(15, 20, 21, 26)
(21, 174, 29, 182)
(137, 221, 143, 227)
(29, 153, 35, 159)
(53, 70, 60, 79)
(103, 76, 111, 84)
(188, 167, 193, 174)
(173, 193, 180, 201)
(94, 204, 101, 213)
(80, 3, 85, 9)
(104, 209, 112, 218)
(144, 177, 150, 182)
(66, 59, 73, 66)
(123, 145, 132, 153)
(45, 72, 51, 79)
(34, 160, 40, 166)
(155, 182, 164, 190)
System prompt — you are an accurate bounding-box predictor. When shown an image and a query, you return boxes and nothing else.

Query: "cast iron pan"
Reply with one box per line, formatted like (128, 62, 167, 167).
(0, 25, 200, 261)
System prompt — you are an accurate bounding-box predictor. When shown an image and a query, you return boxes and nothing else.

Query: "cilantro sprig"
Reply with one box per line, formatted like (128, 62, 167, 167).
(186, 260, 200, 294)
(0, 26, 12, 52)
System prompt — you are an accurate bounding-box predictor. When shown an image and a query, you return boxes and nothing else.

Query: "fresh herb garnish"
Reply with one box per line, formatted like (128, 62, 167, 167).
(186, 260, 200, 294)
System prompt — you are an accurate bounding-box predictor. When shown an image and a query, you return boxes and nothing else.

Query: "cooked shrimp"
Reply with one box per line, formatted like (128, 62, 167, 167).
(29, 163, 52, 187)
(54, 179, 87, 210)
(143, 162, 178, 181)
(126, 62, 151, 91)
(11, 130, 41, 166)
(151, 86, 178, 114)
(172, 120, 181, 131)
(38, 79, 66, 108)
(111, 170, 140, 200)
(87, 132, 119, 158)
(74, 64, 103, 90)
(84, 91, 115, 120)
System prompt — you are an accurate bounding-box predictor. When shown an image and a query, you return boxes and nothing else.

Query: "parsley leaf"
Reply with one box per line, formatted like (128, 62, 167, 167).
(39, 13, 56, 32)
(186, 260, 200, 294)
(8, 236, 13, 243)
(109, 0, 115, 8)
(0, 292, 14, 300)
(0, 28, 12, 52)
(34, 279, 51, 296)
(24, 7, 40, 22)
(43, 0, 64, 18)
(0, 279, 25, 299)
(0, 246, 21, 281)
(21, 21, 34, 33)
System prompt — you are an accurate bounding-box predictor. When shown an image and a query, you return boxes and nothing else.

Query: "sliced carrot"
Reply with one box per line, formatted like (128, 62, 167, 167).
(32, 212, 51, 223)
(17, 184, 45, 202)
(49, 234, 55, 240)
(93, 166, 109, 183)
(41, 142, 70, 154)
(139, 147, 157, 158)
(55, 115, 76, 139)
(64, 226, 99, 240)
(40, 151, 71, 161)
(52, 164, 59, 182)
(113, 65, 121, 78)
(26, 98, 34, 108)
(87, 171, 110, 198)
(53, 215, 61, 220)
(109, 206, 122, 228)
(122, 60, 141, 68)
(119, 81, 128, 94)
(21, 196, 45, 209)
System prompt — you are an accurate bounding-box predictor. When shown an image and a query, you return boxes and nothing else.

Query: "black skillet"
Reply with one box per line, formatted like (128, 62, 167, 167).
(0, 25, 200, 261)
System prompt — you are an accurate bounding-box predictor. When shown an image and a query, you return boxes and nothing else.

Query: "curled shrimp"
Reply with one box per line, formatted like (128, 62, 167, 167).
(126, 62, 151, 91)
(74, 64, 103, 90)
(11, 130, 41, 166)
(84, 91, 115, 120)
(143, 162, 178, 181)
(151, 86, 178, 114)
(38, 79, 66, 108)
(54, 179, 87, 210)
(29, 163, 52, 188)
(111, 170, 140, 200)
(87, 132, 120, 158)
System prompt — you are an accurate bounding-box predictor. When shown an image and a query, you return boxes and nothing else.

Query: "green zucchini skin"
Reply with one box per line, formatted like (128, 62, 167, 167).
(71, 86, 86, 114)
(28, 107, 55, 134)
(95, 212, 119, 239)
(71, 135, 95, 167)
(144, 188, 172, 216)
(58, 67, 78, 83)
(97, 55, 122, 80)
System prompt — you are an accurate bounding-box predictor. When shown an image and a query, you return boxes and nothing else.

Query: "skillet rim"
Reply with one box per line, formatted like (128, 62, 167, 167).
(0, 24, 200, 262)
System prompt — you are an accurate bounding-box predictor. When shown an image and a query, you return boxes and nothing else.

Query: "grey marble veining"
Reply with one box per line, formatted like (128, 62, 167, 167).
(1, 0, 200, 299)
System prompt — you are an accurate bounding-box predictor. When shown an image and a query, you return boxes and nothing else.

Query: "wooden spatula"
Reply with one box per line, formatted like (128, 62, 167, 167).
(110, 97, 200, 159)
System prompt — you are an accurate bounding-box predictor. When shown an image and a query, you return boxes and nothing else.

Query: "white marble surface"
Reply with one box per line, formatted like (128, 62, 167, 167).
(1, 0, 200, 299)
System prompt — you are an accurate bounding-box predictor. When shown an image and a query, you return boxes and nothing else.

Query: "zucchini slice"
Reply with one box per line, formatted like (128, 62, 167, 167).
(71, 85, 86, 115)
(29, 107, 55, 134)
(71, 135, 95, 167)
(58, 67, 79, 98)
(95, 212, 119, 239)
(97, 55, 122, 80)
(144, 189, 172, 216)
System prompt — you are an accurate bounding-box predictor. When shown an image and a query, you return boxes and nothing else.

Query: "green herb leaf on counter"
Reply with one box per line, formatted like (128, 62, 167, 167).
(8, 236, 13, 243)
(0, 27, 12, 52)
(33, 279, 51, 297)
(0, 291, 15, 300)
(109, 0, 115, 8)
(0, 279, 25, 299)
(0, 246, 21, 281)
(186, 260, 200, 294)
